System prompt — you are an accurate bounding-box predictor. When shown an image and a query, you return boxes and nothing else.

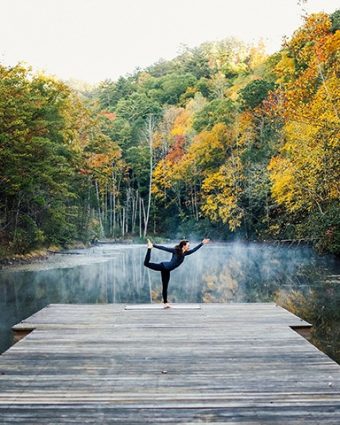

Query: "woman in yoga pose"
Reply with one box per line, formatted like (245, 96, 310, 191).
(144, 238, 210, 308)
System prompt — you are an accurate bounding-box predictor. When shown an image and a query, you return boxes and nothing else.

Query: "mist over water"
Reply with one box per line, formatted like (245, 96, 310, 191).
(0, 242, 339, 362)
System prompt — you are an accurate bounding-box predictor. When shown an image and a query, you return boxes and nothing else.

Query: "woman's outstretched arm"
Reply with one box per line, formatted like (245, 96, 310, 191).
(153, 244, 176, 253)
(185, 242, 203, 256)
(185, 239, 210, 256)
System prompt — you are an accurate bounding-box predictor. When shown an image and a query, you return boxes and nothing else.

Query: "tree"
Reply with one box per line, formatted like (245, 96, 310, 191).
(268, 12, 340, 252)
(193, 98, 236, 132)
(239, 79, 276, 110)
(0, 65, 82, 250)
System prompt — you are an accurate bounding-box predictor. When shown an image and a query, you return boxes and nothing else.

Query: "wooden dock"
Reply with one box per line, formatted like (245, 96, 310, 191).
(0, 303, 340, 424)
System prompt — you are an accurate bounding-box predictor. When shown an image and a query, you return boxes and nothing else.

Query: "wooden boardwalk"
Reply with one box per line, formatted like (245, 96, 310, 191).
(0, 303, 339, 424)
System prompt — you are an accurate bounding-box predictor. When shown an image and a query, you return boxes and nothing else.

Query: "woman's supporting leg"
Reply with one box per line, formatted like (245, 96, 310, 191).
(144, 248, 163, 271)
(144, 248, 171, 304)
(161, 270, 171, 303)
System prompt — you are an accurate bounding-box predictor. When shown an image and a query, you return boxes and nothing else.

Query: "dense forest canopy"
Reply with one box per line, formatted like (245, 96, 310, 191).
(0, 10, 339, 256)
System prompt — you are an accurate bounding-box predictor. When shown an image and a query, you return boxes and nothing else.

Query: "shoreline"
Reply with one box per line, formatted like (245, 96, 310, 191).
(0, 239, 140, 270)
(0, 248, 51, 269)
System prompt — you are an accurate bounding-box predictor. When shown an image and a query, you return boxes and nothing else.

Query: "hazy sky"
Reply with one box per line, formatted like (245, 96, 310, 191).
(0, 0, 338, 84)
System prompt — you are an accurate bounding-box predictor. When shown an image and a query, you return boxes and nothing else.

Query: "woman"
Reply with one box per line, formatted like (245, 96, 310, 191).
(144, 238, 210, 308)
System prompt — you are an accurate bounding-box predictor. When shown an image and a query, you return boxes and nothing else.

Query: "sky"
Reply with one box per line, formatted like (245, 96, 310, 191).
(0, 0, 338, 85)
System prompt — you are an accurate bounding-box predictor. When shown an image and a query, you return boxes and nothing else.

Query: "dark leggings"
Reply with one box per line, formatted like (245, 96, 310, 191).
(144, 249, 170, 303)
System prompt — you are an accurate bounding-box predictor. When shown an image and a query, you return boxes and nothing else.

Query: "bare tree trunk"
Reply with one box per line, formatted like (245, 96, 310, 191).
(139, 195, 142, 238)
(112, 173, 116, 238)
(153, 206, 156, 234)
(190, 186, 195, 218)
(125, 202, 128, 234)
(86, 178, 92, 236)
(126, 188, 130, 235)
(103, 183, 107, 236)
(141, 197, 147, 235)
(176, 189, 182, 215)
(135, 192, 138, 233)
(95, 180, 104, 238)
(144, 114, 155, 237)
(109, 191, 113, 237)
(131, 190, 135, 234)
(122, 207, 125, 238)
(132, 189, 138, 234)
(193, 185, 199, 221)
(13, 193, 23, 245)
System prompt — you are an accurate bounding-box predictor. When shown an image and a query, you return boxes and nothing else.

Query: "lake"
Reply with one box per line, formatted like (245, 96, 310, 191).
(1, 242, 339, 363)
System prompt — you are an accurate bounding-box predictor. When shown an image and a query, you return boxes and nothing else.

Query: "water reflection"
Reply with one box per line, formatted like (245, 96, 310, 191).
(0, 242, 339, 363)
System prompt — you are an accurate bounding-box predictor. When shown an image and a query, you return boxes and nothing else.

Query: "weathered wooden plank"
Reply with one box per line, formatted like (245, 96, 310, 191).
(1, 405, 340, 424)
(0, 303, 339, 424)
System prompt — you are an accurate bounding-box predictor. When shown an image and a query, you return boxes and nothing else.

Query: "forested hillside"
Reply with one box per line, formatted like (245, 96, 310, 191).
(1, 11, 339, 256)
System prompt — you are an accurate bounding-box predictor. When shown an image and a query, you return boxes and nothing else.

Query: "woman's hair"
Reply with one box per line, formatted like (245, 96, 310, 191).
(175, 240, 189, 255)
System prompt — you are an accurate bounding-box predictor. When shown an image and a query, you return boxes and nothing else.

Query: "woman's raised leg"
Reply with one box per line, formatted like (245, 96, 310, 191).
(144, 248, 164, 271)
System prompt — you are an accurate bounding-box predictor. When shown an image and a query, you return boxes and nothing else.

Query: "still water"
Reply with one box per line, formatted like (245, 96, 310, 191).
(0, 242, 339, 363)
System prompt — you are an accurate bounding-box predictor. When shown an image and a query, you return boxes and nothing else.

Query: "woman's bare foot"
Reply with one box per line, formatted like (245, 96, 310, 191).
(163, 303, 171, 309)
(147, 239, 153, 249)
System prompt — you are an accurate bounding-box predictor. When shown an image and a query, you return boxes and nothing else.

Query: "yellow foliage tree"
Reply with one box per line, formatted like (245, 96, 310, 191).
(269, 12, 340, 217)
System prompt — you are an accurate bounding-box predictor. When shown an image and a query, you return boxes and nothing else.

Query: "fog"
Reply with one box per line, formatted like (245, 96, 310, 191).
(0, 241, 339, 361)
